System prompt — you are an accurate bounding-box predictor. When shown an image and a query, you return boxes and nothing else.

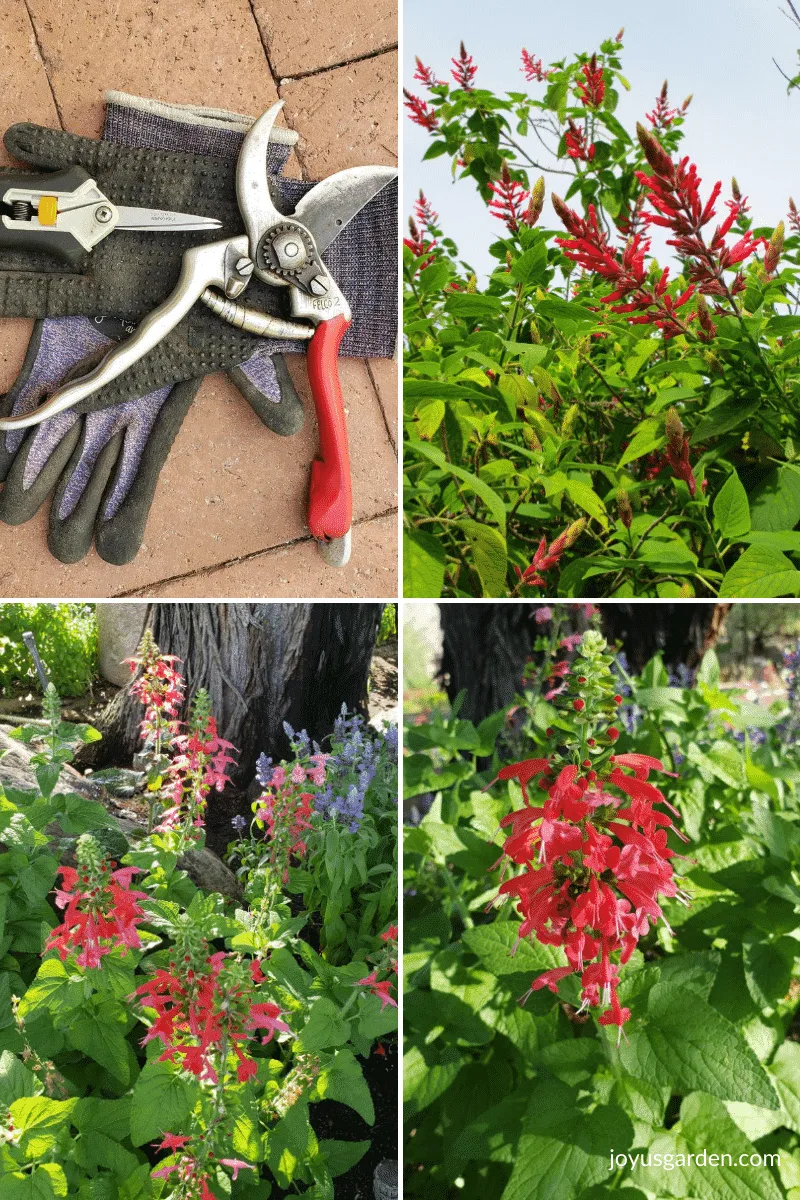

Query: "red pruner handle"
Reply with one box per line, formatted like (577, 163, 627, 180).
(307, 313, 352, 541)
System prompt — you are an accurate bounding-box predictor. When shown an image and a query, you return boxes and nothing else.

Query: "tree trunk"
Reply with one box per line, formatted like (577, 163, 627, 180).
(86, 603, 382, 789)
(438, 603, 731, 725)
(600, 603, 731, 674)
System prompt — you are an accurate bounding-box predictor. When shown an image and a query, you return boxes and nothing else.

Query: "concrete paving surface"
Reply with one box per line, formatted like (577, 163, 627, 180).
(0, 0, 398, 598)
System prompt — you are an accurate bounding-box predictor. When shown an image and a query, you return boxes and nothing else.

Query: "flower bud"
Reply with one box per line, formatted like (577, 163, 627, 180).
(617, 488, 633, 530)
(607, 727, 619, 741)
(563, 518, 586, 548)
(560, 404, 579, 439)
(636, 123, 674, 179)
(466, 274, 478, 293)
(523, 176, 546, 227)
(523, 425, 543, 452)
(529, 320, 542, 344)
(573, 698, 585, 712)
(765, 221, 785, 275)
(665, 407, 684, 454)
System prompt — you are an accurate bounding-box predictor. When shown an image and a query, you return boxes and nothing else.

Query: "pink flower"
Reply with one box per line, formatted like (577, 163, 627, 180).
(220, 1160, 255, 1181)
(534, 607, 553, 623)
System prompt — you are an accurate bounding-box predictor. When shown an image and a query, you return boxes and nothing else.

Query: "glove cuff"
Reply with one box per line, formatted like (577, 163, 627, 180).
(103, 90, 297, 171)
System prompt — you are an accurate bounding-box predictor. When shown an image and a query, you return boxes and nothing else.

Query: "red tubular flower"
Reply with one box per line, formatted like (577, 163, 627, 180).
(514, 520, 586, 591)
(46, 837, 147, 969)
(156, 703, 237, 842)
(403, 89, 438, 130)
(451, 41, 477, 89)
(646, 80, 679, 130)
(404, 218, 437, 269)
(635, 123, 766, 298)
(414, 191, 438, 231)
(486, 633, 688, 1041)
(521, 49, 553, 82)
(255, 779, 315, 884)
(355, 970, 397, 1010)
(577, 54, 605, 108)
(489, 163, 531, 234)
(564, 120, 595, 162)
(414, 57, 438, 87)
(124, 630, 185, 751)
(135, 946, 290, 1085)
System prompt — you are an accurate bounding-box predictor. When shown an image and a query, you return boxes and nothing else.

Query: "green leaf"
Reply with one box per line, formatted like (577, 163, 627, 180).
(743, 934, 796, 1009)
(10, 1096, 77, 1159)
(18, 960, 73, 1019)
(403, 1043, 464, 1117)
(536, 297, 599, 335)
(267, 1097, 317, 1188)
(70, 1004, 129, 1084)
(318, 1139, 370, 1178)
(620, 983, 779, 1108)
(769, 1042, 800, 1134)
(713, 473, 751, 539)
(720, 546, 800, 597)
(129, 1062, 200, 1146)
(618, 418, 664, 468)
(502, 1080, 633, 1200)
(411, 399, 445, 440)
(750, 463, 800, 531)
(0, 1050, 36, 1106)
(564, 479, 607, 529)
(510, 243, 548, 287)
(445, 293, 504, 320)
(463, 922, 566, 978)
(298, 997, 349, 1052)
(410, 441, 507, 532)
(458, 520, 508, 596)
(312, 1049, 374, 1125)
(417, 259, 452, 296)
(403, 530, 447, 598)
(625, 337, 660, 380)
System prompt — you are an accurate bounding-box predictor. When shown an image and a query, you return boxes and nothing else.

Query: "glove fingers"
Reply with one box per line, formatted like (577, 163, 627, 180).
(228, 353, 305, 437)
(0, 418, 81, 524)
(94, 378, 200, 566)
(48, 428, 124, 563)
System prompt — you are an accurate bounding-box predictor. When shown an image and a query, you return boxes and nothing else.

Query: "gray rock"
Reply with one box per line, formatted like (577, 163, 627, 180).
(177, 848, 243, 901)
(0, 726, 96, 798)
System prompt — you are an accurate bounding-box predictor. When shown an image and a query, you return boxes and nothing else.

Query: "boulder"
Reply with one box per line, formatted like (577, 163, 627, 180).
(177, 848, 243, 902)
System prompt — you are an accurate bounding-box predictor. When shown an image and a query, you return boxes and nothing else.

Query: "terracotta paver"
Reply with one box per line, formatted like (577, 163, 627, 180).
(281, 51, 398, 176)
(0, 2, 397, 598)
(24, 0, 280, 137)
(251, 0, 396, 79)
(136, 512, 398, 597)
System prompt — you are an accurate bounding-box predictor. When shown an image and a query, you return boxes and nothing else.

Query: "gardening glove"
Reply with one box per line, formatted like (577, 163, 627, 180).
(0, 93, 397, 564)
(0, 98, 398, 410)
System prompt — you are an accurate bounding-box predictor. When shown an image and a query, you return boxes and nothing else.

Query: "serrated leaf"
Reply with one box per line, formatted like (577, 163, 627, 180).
(618, 418, 664, 468)
(298, 997, 349, 1052)
(458, 520, 508, 596)
(403, 529, 447, 598)
(720, 546, 800, 598)
(129, 1062, 200, 1146)
(312, 1049, 374, 1125)
(713, 473, 751, 539)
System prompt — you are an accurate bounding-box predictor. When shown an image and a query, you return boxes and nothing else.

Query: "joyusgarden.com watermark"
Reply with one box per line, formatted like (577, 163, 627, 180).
(609, 1150, 781, 1172)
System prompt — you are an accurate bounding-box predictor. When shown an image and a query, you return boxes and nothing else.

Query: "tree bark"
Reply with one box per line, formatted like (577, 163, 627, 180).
(85, 603, 382, 788)
(438, 603, 731, 725)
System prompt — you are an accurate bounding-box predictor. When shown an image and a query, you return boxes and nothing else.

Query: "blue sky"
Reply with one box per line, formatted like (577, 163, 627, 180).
(404, 0, 800, 277)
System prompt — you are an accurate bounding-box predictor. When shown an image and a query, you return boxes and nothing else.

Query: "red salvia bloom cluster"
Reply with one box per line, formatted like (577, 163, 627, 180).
(355, 924, 399, 1010)
(577, 54, 605, 108)
(645, 80, 681, 130)
(157, 693, 236, 840)
(451, 41, 477, 90)
(414, 191, 438, 231)
(789, 198, 800, 236)
(152, 1134, 254, 1200)
(514, 520, 586, 591)
(136, 944, 290, 1085)
(46, 834, 147, 969)
(413, 56, 438, 87)
(403, 89, 438, 130)
(489, 163, 531, 233)
(553, 195, 695, 338)
(564, 120, 596, 162)
(124, 628, 185, 753)
(486, 632, 688, 1042)
(255, 782, 314, 884)
(521, 49, 554, 82)
(404, 217, 437, 269)
(636, 124, 765, 298)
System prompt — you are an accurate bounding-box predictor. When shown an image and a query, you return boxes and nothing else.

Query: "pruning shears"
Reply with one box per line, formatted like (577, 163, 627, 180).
(0, 102, 396, 567)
